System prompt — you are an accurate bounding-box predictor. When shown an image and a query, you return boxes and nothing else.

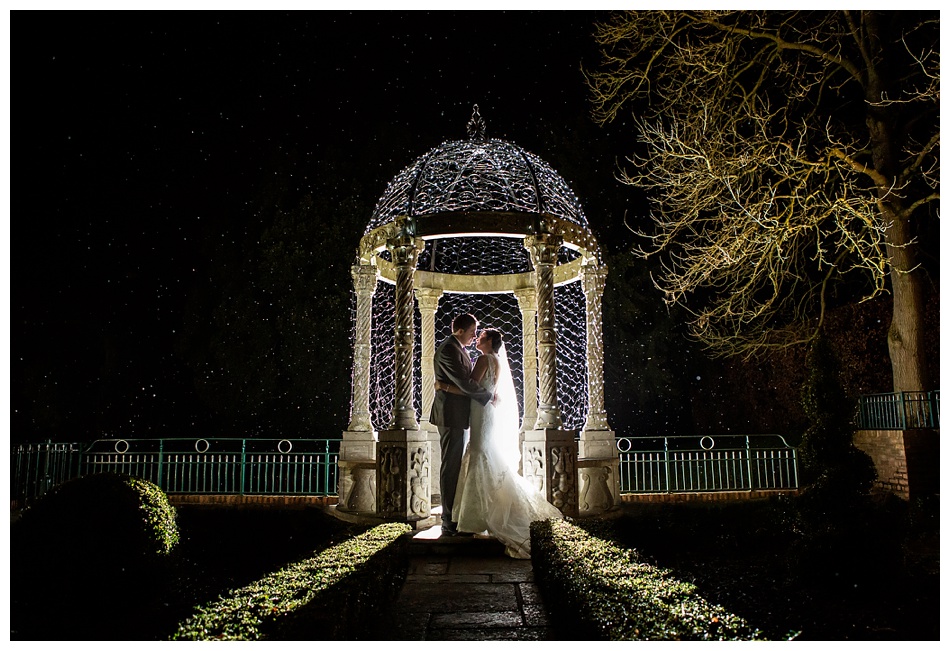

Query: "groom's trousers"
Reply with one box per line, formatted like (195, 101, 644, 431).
(438, 425, 469, 530)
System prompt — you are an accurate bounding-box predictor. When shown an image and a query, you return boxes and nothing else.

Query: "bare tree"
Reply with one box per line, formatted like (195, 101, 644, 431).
(586, 10, 938, 392)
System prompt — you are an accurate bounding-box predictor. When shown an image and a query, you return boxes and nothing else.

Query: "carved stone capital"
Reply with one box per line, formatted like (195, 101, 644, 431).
(580, 262, 608, 298)
(351, 263, 379, 295)
(415, 287, 444, 312)
(386, 235, 422, 268)
(524, 233, 563, 268)
(512, 285, 538, 313)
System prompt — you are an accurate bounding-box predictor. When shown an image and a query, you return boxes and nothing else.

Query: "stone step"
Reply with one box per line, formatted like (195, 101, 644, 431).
(408, 527, 506, 556)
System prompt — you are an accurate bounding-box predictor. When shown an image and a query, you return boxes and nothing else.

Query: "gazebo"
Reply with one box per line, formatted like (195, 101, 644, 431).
(335, 107, 619, 524)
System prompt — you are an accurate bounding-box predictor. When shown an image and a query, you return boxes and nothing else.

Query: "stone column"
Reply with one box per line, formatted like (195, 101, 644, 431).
(377, 234, 431, 522)
(525, 233, 563, 430)
(580, 262, 612, 437)
(415, 286, 444, 498)
(387, 235, 421, 431)
(337, 263, 379, 515)
(577, 261, 620, 517)
(513, 286, 539, 432)
(522, 233, 578, 518)
(347, 264, 378, 434)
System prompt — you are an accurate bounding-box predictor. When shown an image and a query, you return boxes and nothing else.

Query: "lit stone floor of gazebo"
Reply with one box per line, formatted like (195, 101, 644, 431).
(368, 508, 564, 641)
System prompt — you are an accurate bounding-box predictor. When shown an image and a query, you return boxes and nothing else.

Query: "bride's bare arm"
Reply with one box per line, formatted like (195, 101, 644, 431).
(473, 356, 501, 405)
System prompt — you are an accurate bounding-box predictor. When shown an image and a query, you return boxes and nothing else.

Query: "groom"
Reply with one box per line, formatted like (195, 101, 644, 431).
(430, 313, 493, 536)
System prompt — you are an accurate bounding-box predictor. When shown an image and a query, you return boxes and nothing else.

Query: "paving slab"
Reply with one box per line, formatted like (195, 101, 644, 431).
(367, 524, 561, 641)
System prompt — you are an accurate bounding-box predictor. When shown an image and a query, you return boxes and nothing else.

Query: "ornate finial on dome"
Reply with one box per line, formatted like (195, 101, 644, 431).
(466, 104, 487, 141)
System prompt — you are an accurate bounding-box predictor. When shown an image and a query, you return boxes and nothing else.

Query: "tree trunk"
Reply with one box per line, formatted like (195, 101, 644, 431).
(864, 12, 930, 394)
(883, 214, 929, 393)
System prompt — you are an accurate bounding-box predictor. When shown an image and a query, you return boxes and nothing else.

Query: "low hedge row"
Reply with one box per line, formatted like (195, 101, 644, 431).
(530, 518, 766, 641)
(172, 521, 412, 641)
(12, 473, 181, 640)
(14, 472, 179, 562)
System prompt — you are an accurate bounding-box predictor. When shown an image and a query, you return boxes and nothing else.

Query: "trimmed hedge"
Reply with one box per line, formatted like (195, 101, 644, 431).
(11, 472, 180, 640)
(530, 519, 766, 641)
(172, 522, 412, 640)
(14, 472, 179, 561)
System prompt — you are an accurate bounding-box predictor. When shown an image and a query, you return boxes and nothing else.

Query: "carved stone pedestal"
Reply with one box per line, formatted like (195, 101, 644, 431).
(336, 460, 377, 513)
(336, 430, 378, 515)
(522, 428, 579, 518)
(578, 458, 620, 516)
(377, 429, 432, 522)
(577, 429, 620, 517)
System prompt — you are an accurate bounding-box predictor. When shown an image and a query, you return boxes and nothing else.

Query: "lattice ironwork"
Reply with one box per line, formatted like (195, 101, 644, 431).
(417, 237, 532, 275)
(554, 281, 589, 431)
(365, 275, 589, 433)
(367, 138, 588, 232)
(358, 109, 595, 435)
(413, 237, 580, 276)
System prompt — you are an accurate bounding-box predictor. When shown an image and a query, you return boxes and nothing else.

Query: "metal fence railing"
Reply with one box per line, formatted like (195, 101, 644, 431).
(616, 435, 799, 494)
(11, 438, 340, 506)
(13, 434, 800, 507)
(11, 440, 84, 506)
(856, 391, 940, 430)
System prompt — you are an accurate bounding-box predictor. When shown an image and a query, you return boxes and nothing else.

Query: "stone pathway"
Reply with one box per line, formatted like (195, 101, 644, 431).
(370, 525, 563, 641)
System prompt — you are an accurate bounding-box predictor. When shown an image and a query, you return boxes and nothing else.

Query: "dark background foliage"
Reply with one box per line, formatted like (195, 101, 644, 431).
(12, 11, 903, 445)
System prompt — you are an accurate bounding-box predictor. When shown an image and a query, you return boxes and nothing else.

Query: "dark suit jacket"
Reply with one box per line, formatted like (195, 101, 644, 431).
(429, 335, 493, 429)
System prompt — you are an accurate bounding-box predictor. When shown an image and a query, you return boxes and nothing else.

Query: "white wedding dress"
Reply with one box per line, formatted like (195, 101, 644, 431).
(452, 345, 563, 558)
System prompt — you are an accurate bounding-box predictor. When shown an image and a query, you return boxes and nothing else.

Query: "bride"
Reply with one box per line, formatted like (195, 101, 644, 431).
(435, 328, 563, 558)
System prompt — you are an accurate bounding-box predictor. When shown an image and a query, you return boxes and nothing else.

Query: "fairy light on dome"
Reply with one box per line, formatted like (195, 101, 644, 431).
(367, 106, 589, 232)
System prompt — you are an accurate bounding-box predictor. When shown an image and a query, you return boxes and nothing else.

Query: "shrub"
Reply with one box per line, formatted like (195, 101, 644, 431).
(11, 472, 180, 640)
(794, 335, 879, 574)
(798, 335, 876, 499)
(530, 518, 766, 641)
(14, 472, 178, 562)
(172, 521, 411, 641)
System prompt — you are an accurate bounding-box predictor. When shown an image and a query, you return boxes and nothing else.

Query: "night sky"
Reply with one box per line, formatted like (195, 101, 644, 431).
(12, 10, 650, 444)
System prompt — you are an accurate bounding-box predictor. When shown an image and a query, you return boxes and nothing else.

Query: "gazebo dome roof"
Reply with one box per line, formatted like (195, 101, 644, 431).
(366, 107, 588, 234)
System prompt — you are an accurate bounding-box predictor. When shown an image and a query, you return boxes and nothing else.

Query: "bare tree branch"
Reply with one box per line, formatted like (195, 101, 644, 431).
(588, 10, 938, 389)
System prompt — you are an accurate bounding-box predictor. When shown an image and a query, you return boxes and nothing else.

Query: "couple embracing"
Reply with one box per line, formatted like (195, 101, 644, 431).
(430, 313, 562, 558)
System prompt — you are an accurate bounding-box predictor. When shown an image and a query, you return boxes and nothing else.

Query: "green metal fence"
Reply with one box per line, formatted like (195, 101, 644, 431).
(856, 391, 940, 430)
(13, 434, 800, 506)
(11, 441, 84, 506)
(11, 438, 340, 506)
(616, 435, 799, 493)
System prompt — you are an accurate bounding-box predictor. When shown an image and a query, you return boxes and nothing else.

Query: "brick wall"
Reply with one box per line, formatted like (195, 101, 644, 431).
(853, 430, 910, 499)
(168, 494, 339, 509)
(619, 489, 798, 504)
(853, 429, 939, 500)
